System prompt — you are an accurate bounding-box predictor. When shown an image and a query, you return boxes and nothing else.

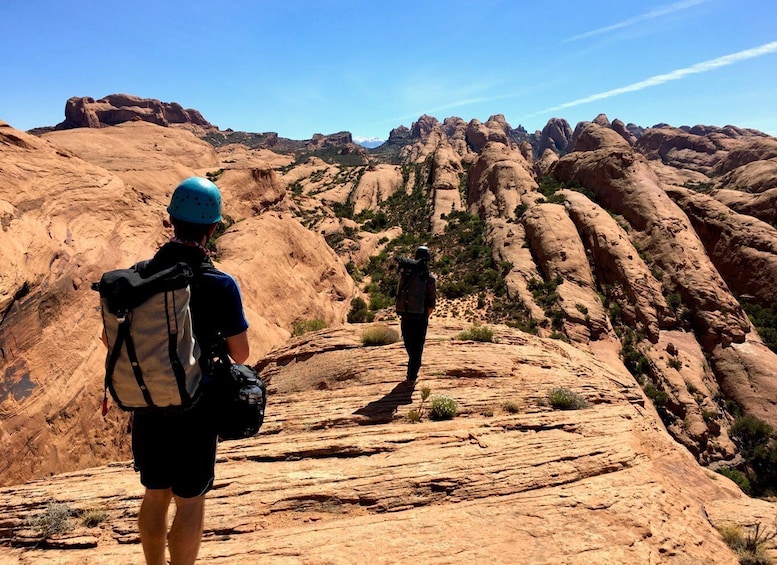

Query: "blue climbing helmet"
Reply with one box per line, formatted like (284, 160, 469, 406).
(167, 177, 222, 224)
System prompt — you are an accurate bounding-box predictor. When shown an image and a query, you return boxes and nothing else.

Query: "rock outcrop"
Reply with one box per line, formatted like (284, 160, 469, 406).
(538, 117, 574, 155)
(467, 142, 538, 222)
(552, 122, 777, 436)
(57, 94, 215, 130)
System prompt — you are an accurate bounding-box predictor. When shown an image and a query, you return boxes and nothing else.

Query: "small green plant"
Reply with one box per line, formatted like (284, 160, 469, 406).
(361, 325, 400, 346)
(206, 168, 224, 181)
(502, 400, 521, 414)
(292, 318, 327, 336)
(667, 357, 683, 370)
(27, 502, 74, 538)
(547, 387, 590, 410)
(80, 508, 108, 528)
(718, 522, 776, 564)
(407, 385, 432, 423)
(456, 323, 494, 342)
(430, 395, 458, 420)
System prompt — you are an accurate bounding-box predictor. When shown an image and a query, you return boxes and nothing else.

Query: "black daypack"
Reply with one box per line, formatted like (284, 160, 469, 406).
(204, 360, 267, 441)
(93, 261, 205, 412)
(395, 257, 428, 316)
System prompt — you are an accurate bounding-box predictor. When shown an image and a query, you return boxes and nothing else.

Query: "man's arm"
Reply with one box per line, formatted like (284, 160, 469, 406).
(225, 331, 250, 364)
(426, 275, 437, 317)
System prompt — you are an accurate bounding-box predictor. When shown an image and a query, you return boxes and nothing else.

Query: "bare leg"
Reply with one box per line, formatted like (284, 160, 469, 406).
(138, 488, 173, 565)
(168, 494, 206, 565)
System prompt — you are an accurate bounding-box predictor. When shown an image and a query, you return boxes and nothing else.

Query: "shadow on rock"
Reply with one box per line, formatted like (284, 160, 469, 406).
(353, 380, 416, 423)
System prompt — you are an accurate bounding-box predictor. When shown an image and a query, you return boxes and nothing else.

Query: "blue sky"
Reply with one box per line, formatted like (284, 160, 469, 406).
(2, 0, 776, 141)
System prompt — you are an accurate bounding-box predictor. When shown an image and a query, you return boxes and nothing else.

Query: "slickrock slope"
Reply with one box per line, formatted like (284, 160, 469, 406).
(0, 122, 355, 486)
(1, 323, 772, 564)
(554, 123, 751, 349)
(560, 190, 670, 342)
(522, 203, 610, 343)
(352, 165, 404, 215)
(467, 142, 538, 221)
(548, 121, 777, 454)
(42, 121, 221, 196)
(634, 125, 763, 174)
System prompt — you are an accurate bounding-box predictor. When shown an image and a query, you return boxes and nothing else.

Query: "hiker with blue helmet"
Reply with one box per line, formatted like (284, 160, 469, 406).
(111, 176, 249, 565)
(395, 245, 437, 382)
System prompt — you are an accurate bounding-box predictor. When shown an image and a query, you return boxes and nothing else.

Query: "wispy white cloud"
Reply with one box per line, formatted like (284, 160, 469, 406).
(524, 40, 777, 118)
(565, 0, 709, 43)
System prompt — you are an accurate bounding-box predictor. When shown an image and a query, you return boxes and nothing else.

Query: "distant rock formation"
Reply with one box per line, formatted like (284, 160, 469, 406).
(56, 94, 215, 130)
(538, 117, 574, 155)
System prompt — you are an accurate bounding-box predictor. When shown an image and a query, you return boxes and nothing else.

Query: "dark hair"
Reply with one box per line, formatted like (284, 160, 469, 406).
(171, 217, 217, 243)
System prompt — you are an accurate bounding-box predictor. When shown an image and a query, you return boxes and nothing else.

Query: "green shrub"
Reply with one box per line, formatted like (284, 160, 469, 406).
(667, 357, 683, 370)
(456, 323, 494, 342)
(27, 502, 74, 538)
(206, 168, 224, 181)
(547, 388, 589, 410)
(292, 319, 327, 336)
(643, 383, 669, 406)
(717, 467, 752, 495)
(430, 395, 458, 420)
(730, 415, 774, 460)
(347, 297, 374, 323)
(361, 325, 399, 346)
(729, 414, 777, 496)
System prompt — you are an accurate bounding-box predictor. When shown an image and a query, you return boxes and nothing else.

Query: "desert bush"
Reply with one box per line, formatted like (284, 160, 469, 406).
(80, 508, 108, 528)
(643, 383, 669, 406)
(456, 323, 494, 342)
(292, 319, 327, 336)
(347, 297, 374, 323)
(718, 523, 775, 565)
(729, 414, 777, 496)
(361, 325, 399, 346)
(430, 395, 458, 420)
(27, 502, 74, 538)
(667, 357, 683, 370)
(547, 388, 589, 410)
(502, 400, 521, 414)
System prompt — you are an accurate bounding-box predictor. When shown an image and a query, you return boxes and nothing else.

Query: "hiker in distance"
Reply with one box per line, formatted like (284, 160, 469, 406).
(395, 245, 437, 382)
(100, 177, 249, 565)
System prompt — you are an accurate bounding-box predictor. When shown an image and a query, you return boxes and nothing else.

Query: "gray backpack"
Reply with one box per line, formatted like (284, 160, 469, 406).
(93, 261, 204, 412)
(395, 257, 428, 315)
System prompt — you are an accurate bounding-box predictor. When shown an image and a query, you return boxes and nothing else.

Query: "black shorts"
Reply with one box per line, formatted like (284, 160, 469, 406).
(131, 402, 218, 498)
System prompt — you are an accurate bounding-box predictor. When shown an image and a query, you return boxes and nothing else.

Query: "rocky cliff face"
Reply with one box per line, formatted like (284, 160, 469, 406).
(2, 104, 777, 562)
